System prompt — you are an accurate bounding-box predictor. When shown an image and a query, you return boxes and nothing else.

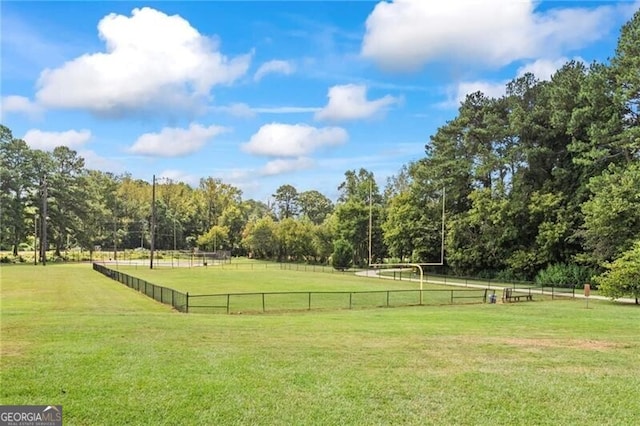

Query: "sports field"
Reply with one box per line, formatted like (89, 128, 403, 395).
(2, 263, 639, 425)
(109, 262, 489, 313)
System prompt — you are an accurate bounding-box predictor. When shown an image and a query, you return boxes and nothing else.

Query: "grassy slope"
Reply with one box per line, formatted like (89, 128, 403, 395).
(1, 263, 639, 425)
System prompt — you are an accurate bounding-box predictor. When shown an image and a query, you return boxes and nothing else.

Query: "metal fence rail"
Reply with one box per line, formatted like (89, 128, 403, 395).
(95, 262, 579, 315)
(93, 262, 188, 312)
(187, 288, 489, 314)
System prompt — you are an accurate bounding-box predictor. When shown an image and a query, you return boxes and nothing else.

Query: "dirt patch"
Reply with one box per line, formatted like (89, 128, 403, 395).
(501, 337, 620, 351)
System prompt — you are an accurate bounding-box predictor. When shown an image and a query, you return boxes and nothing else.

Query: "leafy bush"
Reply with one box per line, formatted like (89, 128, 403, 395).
(331, 239, 353, 271)
(594, 241, 640, 301)
(534, 263, 597, 288)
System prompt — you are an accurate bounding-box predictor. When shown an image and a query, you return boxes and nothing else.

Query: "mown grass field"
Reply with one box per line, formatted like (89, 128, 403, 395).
(2, 263, 640, 425)
(111, 262, 487, 313)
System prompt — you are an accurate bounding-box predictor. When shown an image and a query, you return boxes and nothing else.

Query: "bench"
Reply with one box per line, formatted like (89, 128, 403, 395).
(502, 288, 533, 303)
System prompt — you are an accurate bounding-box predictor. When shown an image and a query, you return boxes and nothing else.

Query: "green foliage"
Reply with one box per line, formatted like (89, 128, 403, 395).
(197, 225, 229, 251)
(582, 163, 640, 264)
(594, 240, 640, 301)
(534, 263, 597, 288)
(298, 190, 334, 225)
(242, 216, 277, 259)
(331, 238, 353, 270)
(273, 184, 299, 219)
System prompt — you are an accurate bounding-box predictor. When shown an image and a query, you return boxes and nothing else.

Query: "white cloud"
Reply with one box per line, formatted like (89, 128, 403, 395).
(212, 103, 320, 117)
(23, 129, 91, 150)
(455, 81, 508, 105)
(158, 169, 199, 186)
(445, 56, 586, 108)
(212, 103, 257, 118)
(516, 57, 584, 81)
(361, 0, 617, 71)
(79, 149, 126, 173)
(35, 7, 252, 116)
(242, 123, 348, 157)
(254, 60, 295, 82)
(315, 84, 400, 122)
(1, 95, 43, 118)
(253, 106, 321, 114)
(260, 157, 315, 176)
(129, 123, 228, 157)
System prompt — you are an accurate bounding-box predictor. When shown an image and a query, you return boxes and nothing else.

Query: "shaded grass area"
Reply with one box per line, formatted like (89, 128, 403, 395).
(2, 264, 640, 425)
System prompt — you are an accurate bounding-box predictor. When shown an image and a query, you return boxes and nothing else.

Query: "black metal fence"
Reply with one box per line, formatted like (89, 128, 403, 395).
(93, 263, 188, 312)
(377, 270, 579, 300)
(93, 263, 489, 314)
(187, 288, 489, 314)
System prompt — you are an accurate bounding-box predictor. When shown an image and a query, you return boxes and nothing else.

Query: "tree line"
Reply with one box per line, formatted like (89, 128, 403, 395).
(1, 11, 639, 299)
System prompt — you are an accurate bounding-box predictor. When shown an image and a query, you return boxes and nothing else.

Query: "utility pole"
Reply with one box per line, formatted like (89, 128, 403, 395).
(34, 214, 38, 265)
(150, 175, 156, 269)
(368, 179, 372, 266)
(41, 176, 47, 266)
(441, 187, 446, 265)
(113, 218, 117, 261)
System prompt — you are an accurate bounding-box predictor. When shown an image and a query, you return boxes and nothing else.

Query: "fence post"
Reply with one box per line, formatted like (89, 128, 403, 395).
(451, 290, 454, 304)
(308, 292, 311, 310)
(483, 288, 487, 303)
(226, 294, 230, 314)
(186, 292, 189, 313)
(386, 291, 390, 307)
(349, 292, 352, 309)
(262, 293, 266, 313)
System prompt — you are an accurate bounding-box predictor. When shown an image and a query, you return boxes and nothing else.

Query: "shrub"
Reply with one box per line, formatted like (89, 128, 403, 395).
(331, 239, 353, 271)
(534, 263, 597, 288)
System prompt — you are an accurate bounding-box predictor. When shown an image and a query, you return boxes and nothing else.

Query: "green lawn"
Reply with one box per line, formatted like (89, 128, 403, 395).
(110, 263, 488, 313)
(2, 263, 639, 425)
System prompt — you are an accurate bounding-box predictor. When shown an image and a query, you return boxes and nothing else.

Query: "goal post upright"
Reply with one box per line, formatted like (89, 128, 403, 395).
(368, 187, 447, 305)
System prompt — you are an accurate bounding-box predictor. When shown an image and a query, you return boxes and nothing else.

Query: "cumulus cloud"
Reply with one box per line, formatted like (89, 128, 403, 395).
(361, 0, 616, 71)
(254, 59, 295, 82)
(517, 57, 584, 81)
(158, 169, 199, 186)
(242, 123, 347, 157)
(315, 84, 400, 122)
(260, 157, 315, 176)
(451, 81, 509, 106)
(1, 95, 43, 119)
(35, 7, 251, 116)
(79, 149, 127, 173)
(445, 56, 587, 108)
(129, 123, 228, 157)
(23, 129, 91, 150)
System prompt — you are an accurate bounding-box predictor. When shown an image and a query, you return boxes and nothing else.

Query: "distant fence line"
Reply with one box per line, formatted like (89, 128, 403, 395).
(376, 269, 579, 297)
(92, 263, 491, 314)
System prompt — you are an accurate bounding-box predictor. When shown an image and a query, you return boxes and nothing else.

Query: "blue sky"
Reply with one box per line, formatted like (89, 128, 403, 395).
(1, 0, 638, 202)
